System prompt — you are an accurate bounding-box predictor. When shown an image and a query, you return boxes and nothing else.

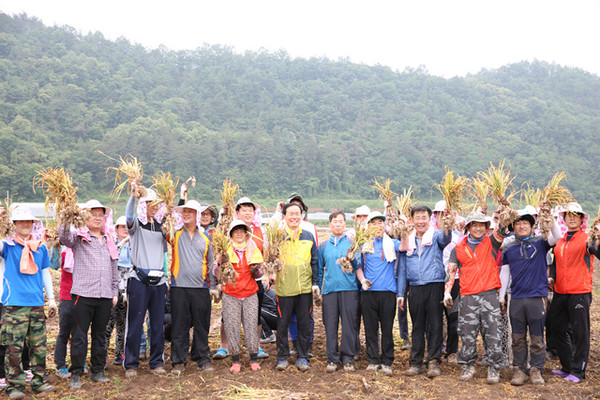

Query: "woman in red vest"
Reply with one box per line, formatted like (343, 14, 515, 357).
(550, 202, 600, 383)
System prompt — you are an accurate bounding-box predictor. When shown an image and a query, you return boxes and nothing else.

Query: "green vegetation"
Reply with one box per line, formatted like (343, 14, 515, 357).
(1, 13, 600, 212)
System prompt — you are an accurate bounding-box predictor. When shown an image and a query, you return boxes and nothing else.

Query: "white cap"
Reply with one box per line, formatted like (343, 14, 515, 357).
(355, 205, 371, 216)
(228, 219, 250, 236)
(139, 188, 158, 203)
(175, 200, 207, 215)
(366, 211, 386, 224)
(235, 196, 258, 211)
(114, 216, 127, 227)
(433, 200, 446, 213)
(10, 206, 40, 222)
(523, 205, 539, 216)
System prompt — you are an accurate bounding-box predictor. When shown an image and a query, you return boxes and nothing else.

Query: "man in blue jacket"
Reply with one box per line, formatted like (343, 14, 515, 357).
(356, 211, 403, 376)
(397, 205, 451, 378)
(317, 211, 359, 373)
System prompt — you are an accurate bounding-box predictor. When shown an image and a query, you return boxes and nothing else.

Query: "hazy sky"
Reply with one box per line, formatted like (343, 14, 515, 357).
(1, 0, 598, 77)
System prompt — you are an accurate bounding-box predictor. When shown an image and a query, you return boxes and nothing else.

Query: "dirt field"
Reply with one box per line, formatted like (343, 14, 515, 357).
(32, 230, 600, 399)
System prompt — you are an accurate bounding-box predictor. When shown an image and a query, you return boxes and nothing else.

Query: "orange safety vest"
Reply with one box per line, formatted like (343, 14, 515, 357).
(554, 230, 593, 294)
(455, 236, 500, 296)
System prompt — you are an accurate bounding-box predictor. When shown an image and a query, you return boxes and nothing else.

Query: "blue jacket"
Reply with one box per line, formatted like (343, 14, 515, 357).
(397, 230, 451, 297)
(318, 234, 358, 295)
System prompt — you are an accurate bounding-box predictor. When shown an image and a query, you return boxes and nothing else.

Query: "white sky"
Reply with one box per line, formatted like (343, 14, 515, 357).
(1, 0, 598, 77)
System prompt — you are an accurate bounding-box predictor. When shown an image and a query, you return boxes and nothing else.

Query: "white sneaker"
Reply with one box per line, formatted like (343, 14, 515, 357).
(0, 378, 7, 389)
(25, 370, 33, 382)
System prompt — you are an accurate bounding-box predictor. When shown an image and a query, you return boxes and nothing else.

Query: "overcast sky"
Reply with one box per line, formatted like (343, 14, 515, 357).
(1, 0, 598, 78)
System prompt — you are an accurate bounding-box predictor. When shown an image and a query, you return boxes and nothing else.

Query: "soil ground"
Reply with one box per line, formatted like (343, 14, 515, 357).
(30, 229, 600, 399)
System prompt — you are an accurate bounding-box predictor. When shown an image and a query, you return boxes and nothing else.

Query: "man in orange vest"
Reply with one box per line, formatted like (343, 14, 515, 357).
(444, 211, 506, 384)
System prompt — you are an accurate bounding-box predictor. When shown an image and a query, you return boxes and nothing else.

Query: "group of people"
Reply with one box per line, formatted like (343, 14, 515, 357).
(0, 180, 597, 397)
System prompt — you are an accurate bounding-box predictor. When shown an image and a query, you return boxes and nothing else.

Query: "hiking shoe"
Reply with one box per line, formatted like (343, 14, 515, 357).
(69, 374, 83, 389)
(366, 363, 381, 371)
(0, 378, 6, 389)
(325, 362, 338, 373)
(24, 370, 33, 382)
(229, 363, 241, 374)
(8, 391, 25, 399)
(199, 362, 214, 371)
(139, 351, 147, 360)
(510, 368, 529, 386)
(427, 360, 441, 378)
(343, 363, 355, 372)
(250, 362, 261, 371)
(114, 355, 125, 365)
(381, 365, 393, 376)
(151, 367, 167, 375)
(445, 353, 458, 364)
(125, 369, 137, 378)
(460, 365, 475, 381)
(405, 365, 426, 376)
(276, 360, 289, 371)
(260, 334, 276, 344)
(171, 364, 185, 375)
(529, 367, 544, 385)
(90, 371, 110, 383)
(401, 339, 411, 350)
(295, 358, 310, 372)
(33, 383, 55, 394)
(487, 366, 500, 384)
(257, 348, 269, 359)
(552, 369, 569, 378)
(564, 374, 581, 383)
(56, 367, 71, 379)
(213, 348, 229, 359)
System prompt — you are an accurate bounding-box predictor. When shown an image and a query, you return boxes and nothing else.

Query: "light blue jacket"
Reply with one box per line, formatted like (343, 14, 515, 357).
(397, 229, 451, 297)
(317, 234, 358, 295)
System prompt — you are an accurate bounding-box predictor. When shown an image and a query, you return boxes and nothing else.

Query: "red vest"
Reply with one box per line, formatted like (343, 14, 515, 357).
(455, 236, 501, 296)
(222, 249, 259, 299)
(554, 230, 593, 294)
(252, 224, 264, 253)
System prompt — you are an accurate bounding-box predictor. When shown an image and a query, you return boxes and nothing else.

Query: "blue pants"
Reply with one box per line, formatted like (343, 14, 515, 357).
(289, 312, 314, 343)
(124, 279, 166, 370)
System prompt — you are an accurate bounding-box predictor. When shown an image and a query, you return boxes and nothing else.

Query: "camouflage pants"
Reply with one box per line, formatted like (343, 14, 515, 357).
(0, 306, 46, 394)
(457, 290, 506, 370)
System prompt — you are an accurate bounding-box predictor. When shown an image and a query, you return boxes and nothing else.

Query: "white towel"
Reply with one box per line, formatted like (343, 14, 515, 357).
(406, 226, 435, 256)
(382, 234, 397, 262)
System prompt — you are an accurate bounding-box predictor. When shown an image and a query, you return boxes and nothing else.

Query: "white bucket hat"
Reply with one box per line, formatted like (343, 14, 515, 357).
(235, 197, 258, 211)
(465, 211, 490, 228)
(523, 205, 539, 216)
(139, 188, 158, 203)
(83, 199, 111, 214)
(10, 206, 40, 222)
(561, 202, 588, 219)
(228, 219, 250, 236)
(175, 200, 207, 215)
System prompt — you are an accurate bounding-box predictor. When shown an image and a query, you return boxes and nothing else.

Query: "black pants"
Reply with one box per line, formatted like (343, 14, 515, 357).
(361, 291, 396, 366)
(70, 296, 113, 376)
(54, 299, 74, 370)
(260, 311, 278, 339)
(170, 287, 211, 366)
(323, 291, 358, 364)
(551, 292, 591, 379)
(276, 293, 312, 360)
(444, 279, 460, 356)
(408, 282, 444, 366)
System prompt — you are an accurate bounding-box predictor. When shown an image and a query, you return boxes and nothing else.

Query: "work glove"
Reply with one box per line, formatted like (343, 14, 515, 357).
(443, 292, 453, 309)
(361, 279, 372, 291)
(47, 299, 58, 318)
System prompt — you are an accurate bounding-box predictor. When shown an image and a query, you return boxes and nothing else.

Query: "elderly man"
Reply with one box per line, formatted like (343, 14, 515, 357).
(58, 200, 119, 389)
(317, 211, 359, 373)
(0, 206, 56, 398)
(124, 185, 169, 377)
(356, 211, 403, 376)
(269, 203, 318, 372)
(397, 205, 451, 378)
(499, 207, 561, 385)
(170, 200, 215, 374)
(445, 211, 506, 384)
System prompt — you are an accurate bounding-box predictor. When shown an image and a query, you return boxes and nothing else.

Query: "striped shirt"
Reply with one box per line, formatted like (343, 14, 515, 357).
(58, 225, 119, 298)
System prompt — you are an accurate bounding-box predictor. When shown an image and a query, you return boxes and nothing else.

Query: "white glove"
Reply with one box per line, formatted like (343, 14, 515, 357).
(312, 285, 321, 298)
(443, 292, 453, 309)
(361, 279, 372, 291)
(47, 299, 58, 318)
(397, 297, 404, 311)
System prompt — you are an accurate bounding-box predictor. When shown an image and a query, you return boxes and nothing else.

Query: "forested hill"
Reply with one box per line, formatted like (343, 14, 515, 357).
(1, 13, 600, 210)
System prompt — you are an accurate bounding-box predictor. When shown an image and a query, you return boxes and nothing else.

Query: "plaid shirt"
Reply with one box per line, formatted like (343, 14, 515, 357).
(58, 225, 119, 298)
